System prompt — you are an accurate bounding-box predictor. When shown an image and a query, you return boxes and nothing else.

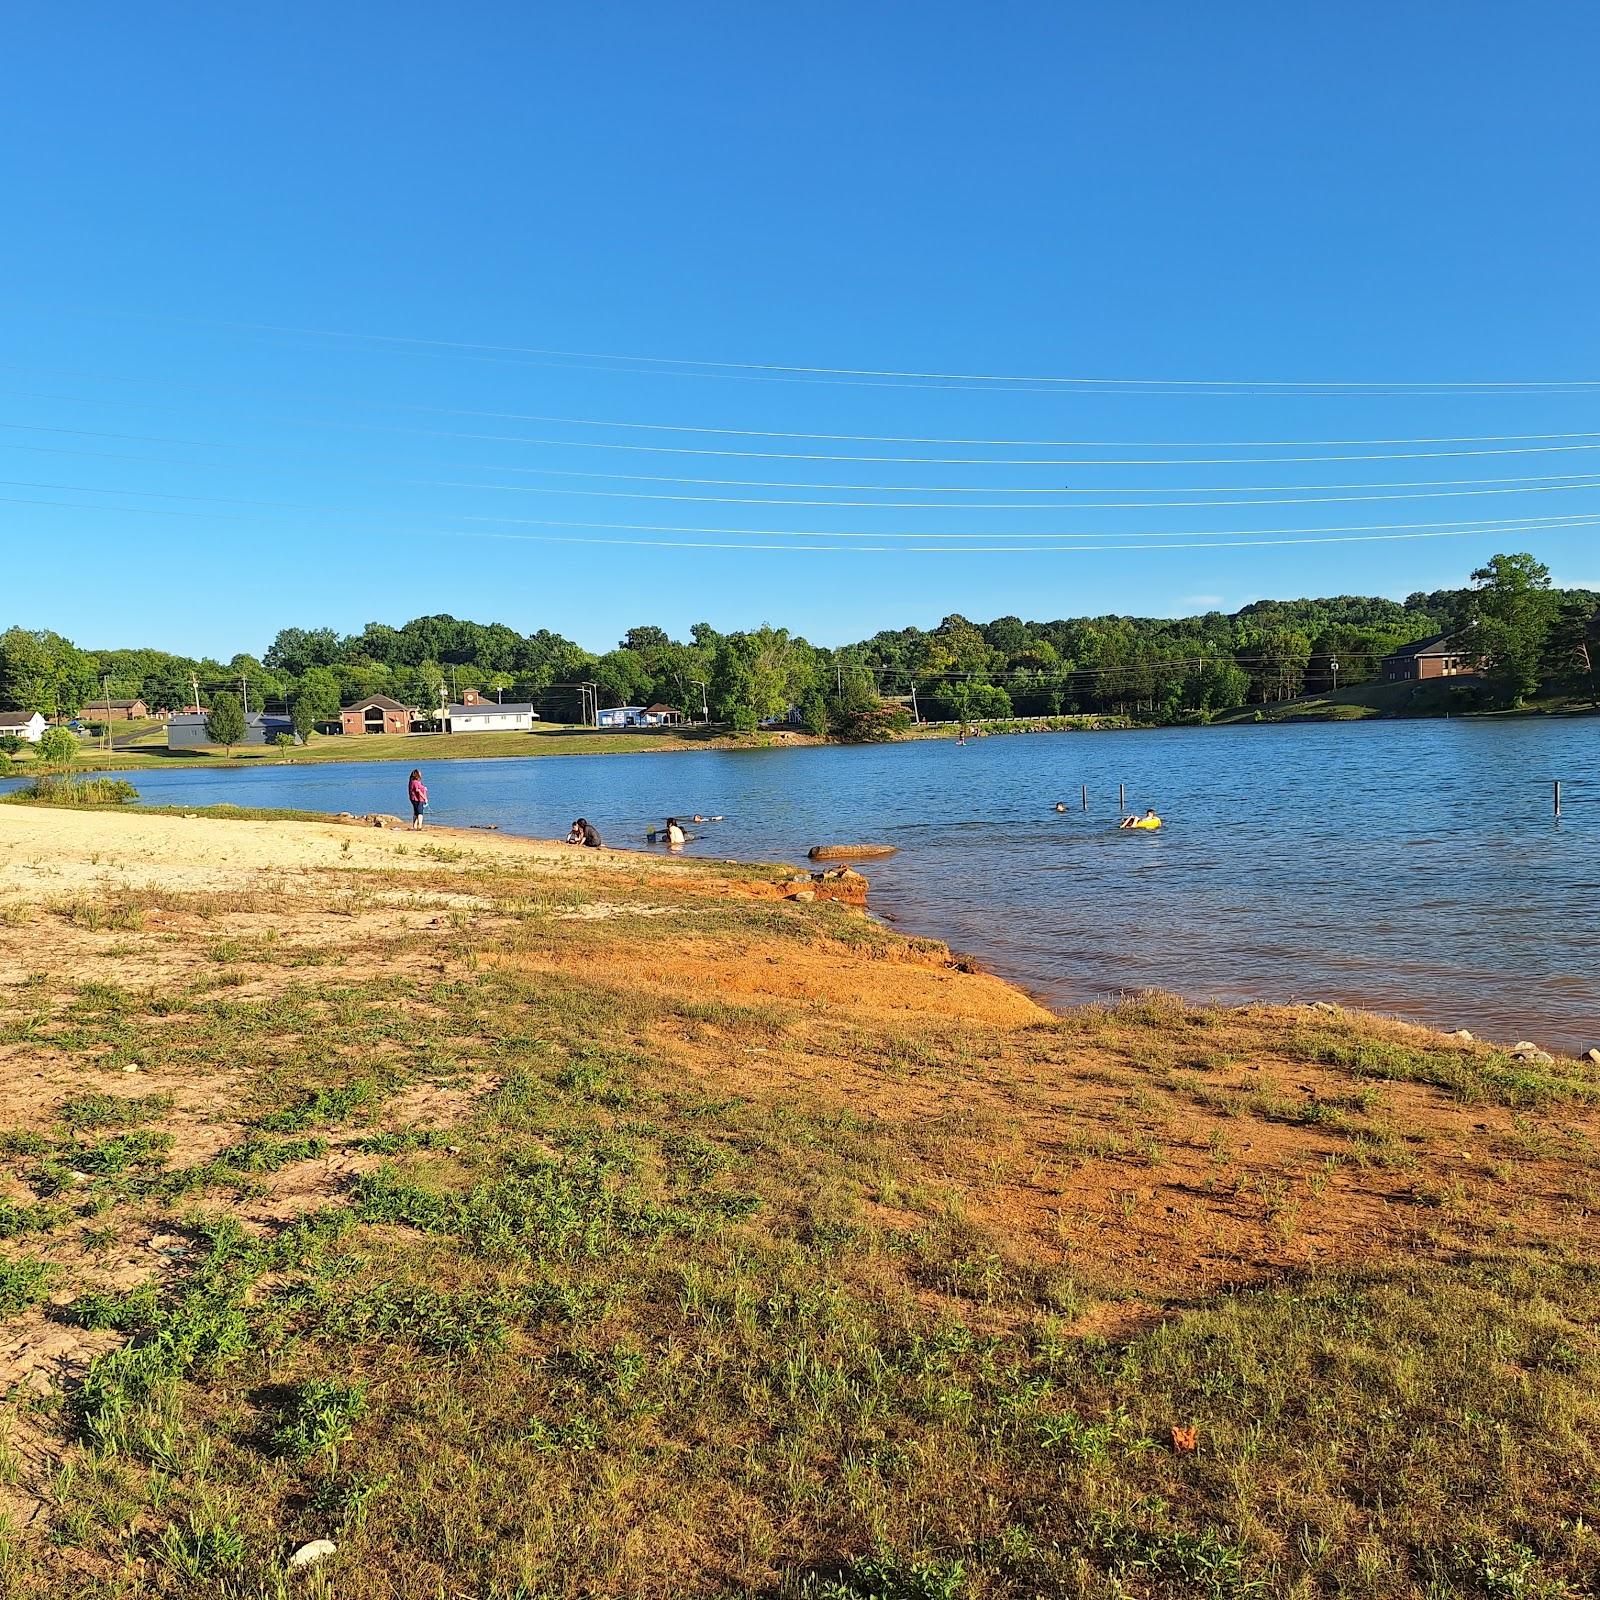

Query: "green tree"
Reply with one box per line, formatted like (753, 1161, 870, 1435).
(709, 626, 815, 727)
(294, 666, 342, 723)
(1544, 593, 1600, 705)
(289, 695, 319, 745)
(1466, 552, 1560, 705)
(0, 628, 97, 717)
(800, 691, 829, 737)
(143, 659, 199, 713)
(263, 626, 339, 676)
(592, 648, 652, 708)
(34, 725, 78, 770)
(205, 692, 247, 754)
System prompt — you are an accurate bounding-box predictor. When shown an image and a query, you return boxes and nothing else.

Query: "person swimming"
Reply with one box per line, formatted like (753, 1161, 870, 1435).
(1054, 801, 1067, 813)
(1119, 808, 1162, 830)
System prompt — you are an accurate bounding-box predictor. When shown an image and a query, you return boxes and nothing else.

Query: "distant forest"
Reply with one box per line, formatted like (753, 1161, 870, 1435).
(3, 553, 1596, 736)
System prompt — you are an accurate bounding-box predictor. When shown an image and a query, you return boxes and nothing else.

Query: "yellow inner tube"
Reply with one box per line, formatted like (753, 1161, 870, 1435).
(1131, 817, 1162, 829)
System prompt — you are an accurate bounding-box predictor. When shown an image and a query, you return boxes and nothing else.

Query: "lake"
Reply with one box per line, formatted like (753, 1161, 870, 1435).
(23, 721, 1600, 1052)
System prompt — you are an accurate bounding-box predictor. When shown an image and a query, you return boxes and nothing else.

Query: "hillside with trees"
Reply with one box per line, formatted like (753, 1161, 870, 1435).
(2, 555, 1596, 737)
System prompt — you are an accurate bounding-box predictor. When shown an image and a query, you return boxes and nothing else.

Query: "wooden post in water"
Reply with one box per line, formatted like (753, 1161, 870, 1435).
(1081, 783, 1088, 811)
(1554, 779, 1562, 818)
(1119, 782, 1126, 810)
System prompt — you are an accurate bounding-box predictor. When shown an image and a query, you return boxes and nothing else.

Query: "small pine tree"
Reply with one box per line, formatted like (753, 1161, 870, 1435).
(800, 691, 829, 738)
(290, 695, 318, 745)
(205, 692, 247, 754)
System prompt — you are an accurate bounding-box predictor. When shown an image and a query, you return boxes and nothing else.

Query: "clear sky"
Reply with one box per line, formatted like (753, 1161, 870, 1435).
(3, 1, 1598, 657)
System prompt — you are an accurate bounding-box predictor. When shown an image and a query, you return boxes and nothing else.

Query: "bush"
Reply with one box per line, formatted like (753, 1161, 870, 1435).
(34, 725, 78, 768)
(833, 704, 911, 743)
(8, 776, 139, 807)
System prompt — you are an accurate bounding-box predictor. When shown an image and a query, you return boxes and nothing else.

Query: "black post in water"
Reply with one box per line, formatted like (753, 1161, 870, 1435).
(1554, 779, 1562, 818)
(1119, 782, 1126, 810)
(1081, 783, 1088, 811)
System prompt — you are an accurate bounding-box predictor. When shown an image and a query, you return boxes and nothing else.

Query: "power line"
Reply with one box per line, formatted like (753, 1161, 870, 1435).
(6, 474, 1596, 542)
(9, 406, 1600, 468)
(9, 360, 1600, 448)
(14, 422, 1600, 500)
(50, 308, 1600, 393)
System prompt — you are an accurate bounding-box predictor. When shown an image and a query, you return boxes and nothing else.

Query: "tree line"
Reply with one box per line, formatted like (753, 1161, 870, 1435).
(3, 553, 1596, 740)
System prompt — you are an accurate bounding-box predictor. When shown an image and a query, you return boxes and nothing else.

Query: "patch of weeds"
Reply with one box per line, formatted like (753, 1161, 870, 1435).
(0, 1257, 54, 1317)
(0, 1197, 71, 1239)
(62, 1130, 174, 1176)
(303, 1282, 517, 1355)
(555, 1059, 635, 1109)
(354, 1127, 452, 1155)
(58, 1092, 174, 1131)
(796, 1555, 968, 1599)
(259, 1079, 381, 1131)
(1300, 1032, 1599, 1108)
(1449, 1537, 1561, 1597)
(351, 1158, 698, 1259)
(67, 1279, 163, 1332)
(270, 1378, 368, 1461)
(74, 1212, 351, 1451)
(160, 1136, 327, 1197)
(153, 1510, 247, 1581)
(1087, 1511, 1264, 1598)
(1035, 1406, 1141, 1465)
(307, 1467, 390, 1529)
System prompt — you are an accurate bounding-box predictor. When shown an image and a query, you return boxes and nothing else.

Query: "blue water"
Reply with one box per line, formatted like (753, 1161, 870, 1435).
(19, 721, 1600, 1050)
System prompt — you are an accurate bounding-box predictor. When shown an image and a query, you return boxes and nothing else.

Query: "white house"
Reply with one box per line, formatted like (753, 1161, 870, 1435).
(446, 688, 538, 733)
(0, 710, 48, 744)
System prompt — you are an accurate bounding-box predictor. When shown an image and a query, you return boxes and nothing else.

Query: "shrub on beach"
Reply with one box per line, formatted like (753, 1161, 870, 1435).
(10, 776, 139, 807)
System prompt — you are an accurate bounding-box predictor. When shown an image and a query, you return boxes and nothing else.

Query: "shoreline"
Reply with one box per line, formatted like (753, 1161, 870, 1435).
(3, 795, 1587, 1061)
(10, 693, 1596, 779)
(3, 799, 1600, 1590)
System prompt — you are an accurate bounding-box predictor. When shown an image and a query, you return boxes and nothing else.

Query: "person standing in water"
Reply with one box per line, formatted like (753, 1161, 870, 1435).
(407, 768, 428, 830)
(664, 817, 686, 847)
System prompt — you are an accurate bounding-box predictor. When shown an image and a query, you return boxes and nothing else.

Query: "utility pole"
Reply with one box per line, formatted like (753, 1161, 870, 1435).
(240, 675, 249, 718)
(102, 675, 112, 752)
(190, 673, 201, 714)
(1330, 658, 1340, 693)
(909, 680, 920, 723)
(689, 679, 709, 722)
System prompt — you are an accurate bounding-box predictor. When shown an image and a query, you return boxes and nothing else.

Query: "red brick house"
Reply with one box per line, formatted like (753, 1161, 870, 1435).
(1379, 632, 1483, 683)
(339, 695, 415, 735)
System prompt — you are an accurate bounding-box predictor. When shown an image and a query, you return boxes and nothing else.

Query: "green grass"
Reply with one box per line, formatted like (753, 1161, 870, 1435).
(1299, 1030, 1600, 1107)
(4, 872, 1600, 1598)
(1211, 677, 1598, 725)
(0, 776, 140, 806)
(44, 720, 736, 773)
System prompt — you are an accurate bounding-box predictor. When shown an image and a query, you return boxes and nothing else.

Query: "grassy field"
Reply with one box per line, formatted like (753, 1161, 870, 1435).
(1, 722, 797, 777)
(1, 805, 1598, 1597)
(1211, 678, 1598, 725)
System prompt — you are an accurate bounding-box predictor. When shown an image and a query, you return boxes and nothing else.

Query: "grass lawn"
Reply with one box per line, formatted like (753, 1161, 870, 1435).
(37, 722, 745, 773)
(1, 811, 1598, 1597)
(1211, 678, 1598, 725)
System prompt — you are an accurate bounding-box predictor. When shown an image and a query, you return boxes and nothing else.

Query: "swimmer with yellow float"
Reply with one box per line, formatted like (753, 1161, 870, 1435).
(1119, 808, 1163, 830)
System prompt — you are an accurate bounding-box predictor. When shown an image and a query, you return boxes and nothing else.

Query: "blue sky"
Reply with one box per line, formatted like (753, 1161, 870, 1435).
(3, 1, 1598, 657)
